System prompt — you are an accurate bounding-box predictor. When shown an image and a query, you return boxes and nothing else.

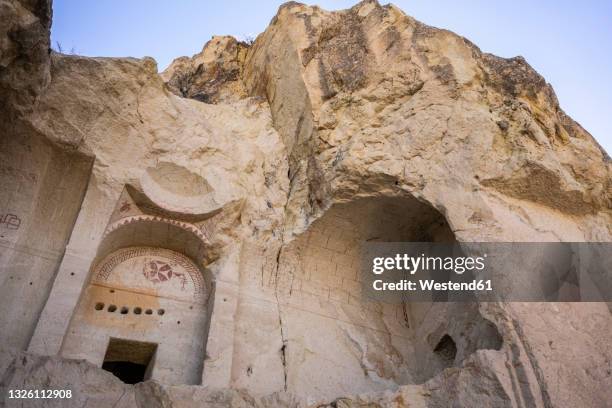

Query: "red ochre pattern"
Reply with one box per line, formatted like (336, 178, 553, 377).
(103, 214, 211, 244)
(143, 258, 188, 289)
(93, 247, 207, 304)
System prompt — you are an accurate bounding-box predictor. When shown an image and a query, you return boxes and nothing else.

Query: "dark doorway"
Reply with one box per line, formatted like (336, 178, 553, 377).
(101, 338, 157, 384)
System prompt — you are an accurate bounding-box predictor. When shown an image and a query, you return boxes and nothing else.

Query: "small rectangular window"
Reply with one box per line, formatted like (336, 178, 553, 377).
(101, 337, 157, 384)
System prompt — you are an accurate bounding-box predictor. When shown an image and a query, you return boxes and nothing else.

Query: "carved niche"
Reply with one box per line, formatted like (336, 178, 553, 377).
(92, 247, 207, 304)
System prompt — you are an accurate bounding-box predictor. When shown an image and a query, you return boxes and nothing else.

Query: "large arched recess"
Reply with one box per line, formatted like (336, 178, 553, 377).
(273, 194, 502, 399)
(61, 218, 214, 385)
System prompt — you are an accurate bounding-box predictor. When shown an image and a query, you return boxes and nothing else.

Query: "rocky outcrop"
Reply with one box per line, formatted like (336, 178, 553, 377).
(0, 347, 301, 408)
(0, 0, 95, 351)
(162, 36, 250, 104)
(1, 0, 611, 407)
(241, 0, 610, 237)
(0, 0, 52, 122)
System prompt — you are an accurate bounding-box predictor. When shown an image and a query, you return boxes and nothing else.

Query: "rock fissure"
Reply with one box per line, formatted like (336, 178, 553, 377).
(274, 245, 289, 392)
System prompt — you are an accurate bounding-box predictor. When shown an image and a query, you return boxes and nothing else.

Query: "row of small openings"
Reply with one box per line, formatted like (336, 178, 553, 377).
(95, 302, 165, 316)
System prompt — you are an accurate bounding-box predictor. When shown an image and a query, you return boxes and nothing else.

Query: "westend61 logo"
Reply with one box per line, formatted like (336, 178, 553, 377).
(362, 242, 612, 302)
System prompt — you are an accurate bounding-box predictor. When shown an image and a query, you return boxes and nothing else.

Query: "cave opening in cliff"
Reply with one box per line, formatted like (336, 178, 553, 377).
(273, 195, 454, 395)
(270, 194, 503, 398)
(433, 334, 457, 365)
(101, 338, 157, 384)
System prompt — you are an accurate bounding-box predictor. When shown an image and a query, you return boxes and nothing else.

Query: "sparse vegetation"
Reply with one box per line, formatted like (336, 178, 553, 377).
(243, 35, 255, 46)
(52, 41, 78, 55)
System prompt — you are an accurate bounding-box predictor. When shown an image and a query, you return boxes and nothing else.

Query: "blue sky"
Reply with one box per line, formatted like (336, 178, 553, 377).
(51, 1, 611, 155)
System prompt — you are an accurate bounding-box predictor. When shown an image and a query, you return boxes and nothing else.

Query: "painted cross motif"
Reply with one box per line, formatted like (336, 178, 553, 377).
(142, 259, 187, 290)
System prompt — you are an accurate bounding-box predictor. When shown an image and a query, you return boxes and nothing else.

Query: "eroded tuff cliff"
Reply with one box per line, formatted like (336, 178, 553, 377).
(1, 0, 611, 407)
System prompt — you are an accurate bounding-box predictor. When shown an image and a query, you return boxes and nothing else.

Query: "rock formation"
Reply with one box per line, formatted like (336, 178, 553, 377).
(162, 36, 249, 104)
(0, 0, 610, 407)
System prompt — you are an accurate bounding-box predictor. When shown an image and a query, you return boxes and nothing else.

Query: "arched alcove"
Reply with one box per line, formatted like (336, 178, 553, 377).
(61, 218, 213, 385)
(271, 195, 501, 398)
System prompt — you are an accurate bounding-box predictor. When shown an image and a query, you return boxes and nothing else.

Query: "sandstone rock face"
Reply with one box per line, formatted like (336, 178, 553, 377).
(162, 36, 249, 104)
(1, 0, 611, 407)
(0, 0, 52, 121)
(0, 0, 94, 351)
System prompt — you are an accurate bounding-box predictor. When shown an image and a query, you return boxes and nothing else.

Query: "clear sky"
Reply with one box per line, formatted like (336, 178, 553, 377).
(51, 0, 611, 155)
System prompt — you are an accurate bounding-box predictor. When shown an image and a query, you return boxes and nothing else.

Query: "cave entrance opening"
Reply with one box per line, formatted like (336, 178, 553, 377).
(101, 337, 157, 384)
(273, 195, 502, 398)
(272, 195, 456, 396)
